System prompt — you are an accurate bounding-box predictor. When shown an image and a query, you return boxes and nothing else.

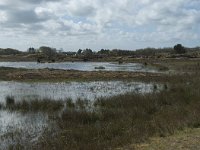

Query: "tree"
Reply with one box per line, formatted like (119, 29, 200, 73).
(0, 48, 22, 55)
(174, 44, 186, 54)
(27, 47, 36, 54)
(39, 46, 57, 61)
(98, 49, 110, 55)
(77, 49, 82, 55)
(82, 48, 93, 56)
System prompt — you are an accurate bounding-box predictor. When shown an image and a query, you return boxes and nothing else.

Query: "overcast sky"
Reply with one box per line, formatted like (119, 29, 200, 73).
(0, 0, 200, 51)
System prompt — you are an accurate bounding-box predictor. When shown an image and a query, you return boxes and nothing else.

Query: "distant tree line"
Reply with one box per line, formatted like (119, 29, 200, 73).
(1, 44, 200, 59)
(75, 44, 191, 57)
(75, 47, 174, 57)
(0, 48, 22, 55)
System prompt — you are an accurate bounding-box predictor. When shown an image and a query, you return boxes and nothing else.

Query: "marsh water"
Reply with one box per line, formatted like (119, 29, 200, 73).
(0, 81, 159, 103)
(0, 111, 48, 149)
(0, 62, 157, 72)
(0, 81, 161, 148)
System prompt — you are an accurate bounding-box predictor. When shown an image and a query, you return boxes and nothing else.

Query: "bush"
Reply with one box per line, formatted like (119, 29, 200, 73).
(174, 44, 186, 54)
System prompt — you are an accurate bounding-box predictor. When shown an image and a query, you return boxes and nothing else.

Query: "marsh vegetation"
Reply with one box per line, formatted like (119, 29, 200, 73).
(0, 59, 200, 149)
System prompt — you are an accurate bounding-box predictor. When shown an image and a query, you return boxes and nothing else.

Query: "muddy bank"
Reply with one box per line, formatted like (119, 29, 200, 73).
(0, 67, 164, 82)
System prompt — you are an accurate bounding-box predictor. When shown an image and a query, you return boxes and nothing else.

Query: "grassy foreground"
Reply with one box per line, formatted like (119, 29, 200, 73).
(133, 128, 200, 150)
(34, 76, 200, 150)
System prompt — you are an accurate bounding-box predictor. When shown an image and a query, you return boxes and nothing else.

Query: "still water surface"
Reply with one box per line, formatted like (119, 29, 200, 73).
(0, 62, 157, 72)
(0, 81, 158, 103)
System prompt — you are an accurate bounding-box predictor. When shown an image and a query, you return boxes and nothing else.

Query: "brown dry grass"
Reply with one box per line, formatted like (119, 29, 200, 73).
(132, 128, 200, 150)
(0, 67, 163, 82)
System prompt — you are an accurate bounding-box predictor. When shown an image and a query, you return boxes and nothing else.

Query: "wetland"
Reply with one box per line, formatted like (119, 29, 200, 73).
(0, 58, 200, 149)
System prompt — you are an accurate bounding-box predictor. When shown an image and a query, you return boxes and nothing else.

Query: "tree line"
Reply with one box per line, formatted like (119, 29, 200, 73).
(1, 44, 200, 59)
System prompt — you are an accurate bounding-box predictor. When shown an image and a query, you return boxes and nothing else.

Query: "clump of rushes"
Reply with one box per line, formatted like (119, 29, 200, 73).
(153, 84, 158, 90)
(66, 98, 75, 109)
(6, 96, 15, 107)
(144, 62, 148, 66)
(5, 98, 64, 113)
(75, 98, 91, 110)
(164, 84, 168, 90)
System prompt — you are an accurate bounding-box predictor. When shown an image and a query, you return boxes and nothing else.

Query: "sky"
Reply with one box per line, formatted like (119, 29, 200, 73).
(0, 0, 200, 51)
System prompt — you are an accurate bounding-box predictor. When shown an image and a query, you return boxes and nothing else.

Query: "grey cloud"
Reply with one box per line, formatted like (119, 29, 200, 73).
(70, 5, 95, 17)
(0, 5, 7, 10)
(27, 23, 45, 31)
(7, 10, 47, 24)
(2, 0, 62, 5)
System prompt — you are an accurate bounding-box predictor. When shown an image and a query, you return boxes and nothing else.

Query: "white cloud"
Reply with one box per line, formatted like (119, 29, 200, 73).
(0, 0, 199, 50)
(0, 11, 8, 23)
(35, 7, 54, 18)
(66, 0, 95, 17)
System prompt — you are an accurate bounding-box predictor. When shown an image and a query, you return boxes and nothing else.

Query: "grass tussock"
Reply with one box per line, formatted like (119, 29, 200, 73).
(5, 96, 15, 106)
(3, 98, 64, 113)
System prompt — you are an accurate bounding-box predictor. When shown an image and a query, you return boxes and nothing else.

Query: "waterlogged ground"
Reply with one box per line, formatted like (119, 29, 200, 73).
(0, 81, 160, 103)
(0, 111, 48, 149)
(0, 81, 162, 149)
(0, 62, 157, 72)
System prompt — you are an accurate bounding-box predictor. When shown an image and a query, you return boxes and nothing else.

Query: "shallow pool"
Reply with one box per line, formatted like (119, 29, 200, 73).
(0, 81, 159, 103)
(0, 62, 157, 72)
